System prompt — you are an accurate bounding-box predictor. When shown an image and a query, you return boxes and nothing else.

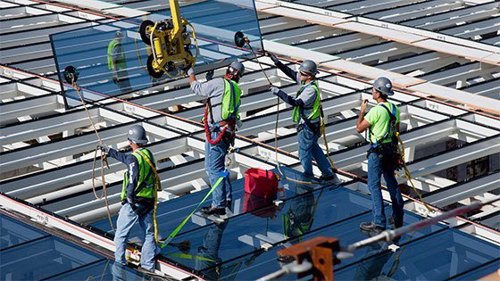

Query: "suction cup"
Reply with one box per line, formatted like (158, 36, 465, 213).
(234, 31, 247, 48)
(63, 65, 79, 84)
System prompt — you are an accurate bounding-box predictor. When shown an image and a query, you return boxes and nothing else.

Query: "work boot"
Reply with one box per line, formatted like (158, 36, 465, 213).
(200, 206, 226, 216)
(319, 174, 342, 186)
(359, 222, 385, 234)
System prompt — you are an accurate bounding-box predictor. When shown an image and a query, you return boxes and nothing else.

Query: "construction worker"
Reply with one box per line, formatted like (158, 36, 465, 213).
(100, 124, 158, 272)
(356, 77, 404, 234)
(186, 61, 245, 216)
(107, 30, 131, 93)
(268, 53, 340, 183)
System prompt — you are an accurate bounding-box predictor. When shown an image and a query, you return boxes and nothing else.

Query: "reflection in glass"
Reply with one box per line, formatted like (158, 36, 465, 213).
(51, 0, 263, 108)
(107, 30, 132, 94)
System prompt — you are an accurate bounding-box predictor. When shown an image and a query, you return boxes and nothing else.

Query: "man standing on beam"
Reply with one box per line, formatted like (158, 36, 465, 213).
(356, 77, 404, 234)
(268, 53, 340, 184)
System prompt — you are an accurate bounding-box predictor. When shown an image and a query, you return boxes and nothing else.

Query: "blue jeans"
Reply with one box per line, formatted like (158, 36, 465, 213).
(114, 203, 157, 270)
(298, 125, 334, 178)
(195, 222, 227, 279)
(367, 146, 404, 229)
(205, 133, 231, 208)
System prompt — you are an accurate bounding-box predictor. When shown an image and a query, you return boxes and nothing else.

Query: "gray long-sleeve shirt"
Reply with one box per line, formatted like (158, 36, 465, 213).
(275, 61, 319, 124)
(190, 77, 228, 124)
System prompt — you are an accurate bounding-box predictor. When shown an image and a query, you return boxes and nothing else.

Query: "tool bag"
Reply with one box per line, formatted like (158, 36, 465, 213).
(244, 168, 279, 200)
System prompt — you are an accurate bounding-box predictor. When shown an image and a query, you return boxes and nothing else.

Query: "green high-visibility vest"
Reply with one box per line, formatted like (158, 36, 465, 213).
(121, 149, 155, 200)
(291, 81, 321, 123)
(107, 39, 126, 70)
(221, 79, 241, 121)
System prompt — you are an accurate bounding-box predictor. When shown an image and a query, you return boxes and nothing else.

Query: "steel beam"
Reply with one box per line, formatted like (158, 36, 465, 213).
(424, 174, 500, 208)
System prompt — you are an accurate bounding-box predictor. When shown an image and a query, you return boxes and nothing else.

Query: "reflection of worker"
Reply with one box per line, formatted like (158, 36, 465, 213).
(268, 53, 340, 184)
(356, 77, 404, 234)
(107, 30, 131, 93)
(283, 183, 315, 242)
(100, 125, 159, 272)
(111, 262, 127, 281)
(352, 241, 393, 280)
(195, 221, 228, 280)
(186, 61, 245, 216)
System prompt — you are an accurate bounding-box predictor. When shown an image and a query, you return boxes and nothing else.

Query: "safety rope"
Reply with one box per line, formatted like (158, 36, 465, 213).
(319, 106, 336, 170)
(204, 103, 229, 145)
(242, 41, 287, 179)
(395, 132, 434, 213)
(160, 172, 228, 248)
(70, 79, 114, 231)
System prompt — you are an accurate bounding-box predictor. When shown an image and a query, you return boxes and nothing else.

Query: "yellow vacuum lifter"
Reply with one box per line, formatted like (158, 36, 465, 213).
(139, 0, 196, 78)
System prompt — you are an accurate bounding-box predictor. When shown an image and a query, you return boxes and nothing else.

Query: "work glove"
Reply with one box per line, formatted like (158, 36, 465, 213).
(98, 143, 110, 154)
(268, 52, 280, 65)
(270, 87, 297, 106)
(270, 86, 281, 96)
(112, 75, 119, 83)
(205, 70, 214, 81)
(186, 67, 194, 76)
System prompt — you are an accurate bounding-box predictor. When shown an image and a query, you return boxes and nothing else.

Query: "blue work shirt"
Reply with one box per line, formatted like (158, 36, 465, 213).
(107, 148, 139, 204)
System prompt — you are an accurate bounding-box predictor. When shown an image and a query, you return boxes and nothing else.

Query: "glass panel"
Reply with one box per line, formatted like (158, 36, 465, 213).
(335, 229, 500, 280)
(161, 187, 373, 272)
(448, 259, 500, 281)
(91, 167, 326, 236)
(50, 0, 263, 108)
(0, 215, 47, 250)
(0, 236, 102, 280)
(44, 260, 148, 281)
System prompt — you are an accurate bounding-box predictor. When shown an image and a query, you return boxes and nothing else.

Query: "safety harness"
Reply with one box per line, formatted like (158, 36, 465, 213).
(130, 149, 162, 243)
(368, 103, 434, 213)
(204, 79, 240, 145)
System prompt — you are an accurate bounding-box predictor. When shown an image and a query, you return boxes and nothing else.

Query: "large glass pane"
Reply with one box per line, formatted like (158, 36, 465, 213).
(335, 229, 500, 280)
(0, 236, 102, 280)
(161, 187, 373, 272)
(91, 167, 326, 236)
(50, 0, 263, 108)
(44, 260, 148, 281)
(0, 215, 47, 250)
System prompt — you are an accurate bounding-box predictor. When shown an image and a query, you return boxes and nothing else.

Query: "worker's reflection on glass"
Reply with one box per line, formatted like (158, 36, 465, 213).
(111, 261, 128, 281)
(108, 30, 131, 93)
(352, 240, 401, 280)
(283, 180, 316, 243)
(195, 221, 228, 280)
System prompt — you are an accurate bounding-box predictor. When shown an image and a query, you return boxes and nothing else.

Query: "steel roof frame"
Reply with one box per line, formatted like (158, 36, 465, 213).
(0, 0, 499, 278)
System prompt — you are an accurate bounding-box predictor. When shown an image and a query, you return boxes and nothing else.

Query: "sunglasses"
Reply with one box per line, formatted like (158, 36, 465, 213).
(300, 71, 311, 77)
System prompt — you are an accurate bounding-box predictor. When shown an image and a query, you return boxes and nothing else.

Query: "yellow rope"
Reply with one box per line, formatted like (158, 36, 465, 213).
(71, 80, 114, 231)
(395, 132, 434, 213)
(320, 107, 336, 170)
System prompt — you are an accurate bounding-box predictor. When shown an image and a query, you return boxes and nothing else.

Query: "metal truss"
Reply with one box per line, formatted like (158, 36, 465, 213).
(0, 0, 499, 276)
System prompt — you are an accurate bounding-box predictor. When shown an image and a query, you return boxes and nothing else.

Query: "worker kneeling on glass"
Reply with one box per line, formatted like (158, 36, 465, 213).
(268, 53, 340, 183)
(100, 124, 159, 272)
(356, 77, 404, 234)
